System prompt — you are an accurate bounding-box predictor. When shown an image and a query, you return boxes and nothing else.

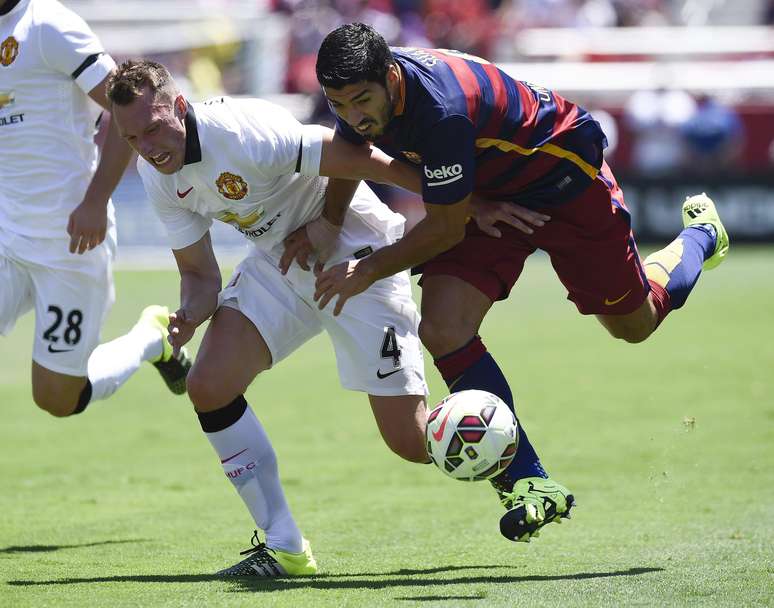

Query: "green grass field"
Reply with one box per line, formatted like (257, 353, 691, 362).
(1, 247, 772, 607)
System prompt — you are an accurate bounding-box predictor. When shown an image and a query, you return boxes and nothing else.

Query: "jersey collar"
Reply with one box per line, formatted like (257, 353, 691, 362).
(183, 102, 202, 165)
(393, 63, 407, 117)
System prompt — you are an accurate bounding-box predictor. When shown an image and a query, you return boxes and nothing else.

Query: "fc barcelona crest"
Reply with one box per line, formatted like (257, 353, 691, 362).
(1, 36, 19, 67)
(402, 151, 422, 164)
(216, 171, 248, 200)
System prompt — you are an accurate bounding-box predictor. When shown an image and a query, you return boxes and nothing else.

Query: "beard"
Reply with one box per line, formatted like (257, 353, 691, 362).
(367, 88, 397, 139)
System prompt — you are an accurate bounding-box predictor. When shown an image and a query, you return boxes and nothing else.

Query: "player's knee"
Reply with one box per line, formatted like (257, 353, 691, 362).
(606, 324, 652, 344)
(186, 367, 221, 411)
(186, 363, 248, 412)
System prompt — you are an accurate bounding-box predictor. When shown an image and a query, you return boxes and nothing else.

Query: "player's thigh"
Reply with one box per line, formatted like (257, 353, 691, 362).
(541, 166, 649, 317)
(219, 253, 324, 364)
(419, 274, 494, 357)
(319, 270, 428, 398)
(28, 254, 114, 380)
(188, 306, 274, 412)
(369, 393, 428, 463)
(0, 253, 34, 336)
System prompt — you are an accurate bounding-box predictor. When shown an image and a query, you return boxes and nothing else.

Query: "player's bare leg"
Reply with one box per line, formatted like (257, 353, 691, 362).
(185, 306, 271, 412)
(369, 394, 429, 463)
(187, 306, 315, 577)
(418, 275, 490, 358)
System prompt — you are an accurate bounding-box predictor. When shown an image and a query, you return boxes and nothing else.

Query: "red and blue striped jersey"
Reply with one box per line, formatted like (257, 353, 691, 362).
(335, 47, 608, 208)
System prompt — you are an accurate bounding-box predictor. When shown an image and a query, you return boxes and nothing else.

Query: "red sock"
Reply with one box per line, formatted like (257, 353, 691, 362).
(434, 336, 487, 384)
(648, 279, 673, 329)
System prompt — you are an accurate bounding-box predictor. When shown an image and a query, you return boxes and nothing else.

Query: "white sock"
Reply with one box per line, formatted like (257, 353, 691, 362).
(87, 322, 163, 401)
(204, 406, 303, 554)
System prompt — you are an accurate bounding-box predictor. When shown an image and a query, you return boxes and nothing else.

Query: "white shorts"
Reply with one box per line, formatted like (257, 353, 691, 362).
(219, 249, 427, 397)
(0, 234, 116, 376)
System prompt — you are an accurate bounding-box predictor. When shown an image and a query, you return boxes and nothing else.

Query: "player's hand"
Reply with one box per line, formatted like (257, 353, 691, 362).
(279, 226, 315, 273)
(167, 308, 198, 355)
(67, 197, 108, 254)
(470, 196, 550, 238)
(313, 259, 373, 316)
(279, 215, 342, 274)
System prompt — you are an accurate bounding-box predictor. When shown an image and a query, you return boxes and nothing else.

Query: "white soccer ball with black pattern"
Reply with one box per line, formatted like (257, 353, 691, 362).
(426, 390, 519, 481)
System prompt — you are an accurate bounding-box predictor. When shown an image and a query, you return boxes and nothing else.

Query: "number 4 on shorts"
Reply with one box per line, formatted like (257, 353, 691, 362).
(380, 326, 401, 367)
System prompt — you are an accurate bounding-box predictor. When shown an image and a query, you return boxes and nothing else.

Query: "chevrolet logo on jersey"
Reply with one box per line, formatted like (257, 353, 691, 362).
(1, 36, 19, 67)
(0, 91, 14, 109)
(216, 171, 248, 200)
(217, 205, 265, 230)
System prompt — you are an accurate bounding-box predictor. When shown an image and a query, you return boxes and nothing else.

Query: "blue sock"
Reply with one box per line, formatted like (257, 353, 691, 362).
(435, 337, 548, 488)
(644, 225, 716, 309)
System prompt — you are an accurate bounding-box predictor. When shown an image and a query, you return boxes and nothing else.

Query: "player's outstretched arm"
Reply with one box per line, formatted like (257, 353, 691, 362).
(317, 128, 421, 193)
(68, 72, 135, 254)
(315, 129, 550, 237)
(169, 232, 222, 354)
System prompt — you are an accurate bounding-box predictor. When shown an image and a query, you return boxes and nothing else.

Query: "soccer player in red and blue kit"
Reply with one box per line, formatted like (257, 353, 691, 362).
(312, 23, 729, 543)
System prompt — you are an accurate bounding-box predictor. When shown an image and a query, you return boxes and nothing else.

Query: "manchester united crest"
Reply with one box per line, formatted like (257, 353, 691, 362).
(216, 172, 248, 200)
(402, 151, 422, 164)
(1, 36, 19, 67)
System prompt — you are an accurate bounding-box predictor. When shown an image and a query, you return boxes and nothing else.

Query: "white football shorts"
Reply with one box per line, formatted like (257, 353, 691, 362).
(219, 248, 428, 397)
(0, 234, 116, 376)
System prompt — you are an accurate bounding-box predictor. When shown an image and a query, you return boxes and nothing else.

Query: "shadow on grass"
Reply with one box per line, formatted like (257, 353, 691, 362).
(396, 595, 486, 602)
(7, 566, 663, 591)
(0, 539, 146, 554)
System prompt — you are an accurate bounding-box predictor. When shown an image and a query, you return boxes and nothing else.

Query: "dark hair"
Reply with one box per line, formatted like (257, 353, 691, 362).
(316, 23, 394, 89)
(107, 60, 176, 106)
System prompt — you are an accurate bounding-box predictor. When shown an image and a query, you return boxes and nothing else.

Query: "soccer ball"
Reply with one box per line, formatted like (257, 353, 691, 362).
(426, 390, 518, 482)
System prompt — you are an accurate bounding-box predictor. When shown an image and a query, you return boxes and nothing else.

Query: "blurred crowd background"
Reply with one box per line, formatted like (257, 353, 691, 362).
(64, 0, 774, 253)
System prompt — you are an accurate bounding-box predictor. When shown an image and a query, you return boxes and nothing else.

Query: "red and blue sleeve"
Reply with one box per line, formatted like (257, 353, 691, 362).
(420, 115, 476, 205)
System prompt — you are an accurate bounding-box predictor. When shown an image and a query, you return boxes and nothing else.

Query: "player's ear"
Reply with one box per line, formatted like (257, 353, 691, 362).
(385, 63, 399, 87)
(174, 94, 187, 118)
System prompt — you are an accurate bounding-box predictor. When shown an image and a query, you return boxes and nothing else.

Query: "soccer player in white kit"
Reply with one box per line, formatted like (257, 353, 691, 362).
(108, 60, 430, 577)
(0, 0, 191, 417)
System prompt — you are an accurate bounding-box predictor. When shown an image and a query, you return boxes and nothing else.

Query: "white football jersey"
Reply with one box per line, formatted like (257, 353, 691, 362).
(138, 96, 404, 259)
(0, 0, 117, 246)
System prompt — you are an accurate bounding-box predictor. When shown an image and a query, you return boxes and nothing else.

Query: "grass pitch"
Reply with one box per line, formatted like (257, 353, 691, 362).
(1, 247, 772, 607)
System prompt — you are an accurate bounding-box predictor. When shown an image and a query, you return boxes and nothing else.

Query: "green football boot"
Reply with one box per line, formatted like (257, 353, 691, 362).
(682, 193, 729, 270)
(137, 305, 191, 395)
(499, 477, 575, 542)
(216, 531, 317, 577)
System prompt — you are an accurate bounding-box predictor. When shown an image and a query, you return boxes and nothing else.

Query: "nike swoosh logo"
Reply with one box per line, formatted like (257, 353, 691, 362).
(177, 186, 194, 198)
(604, 289, 632, 306)
(47, 344, 74, 353)
(376, 368, 402, 379)
(220, 448, 248, 464)
(432, 407, 453, 442)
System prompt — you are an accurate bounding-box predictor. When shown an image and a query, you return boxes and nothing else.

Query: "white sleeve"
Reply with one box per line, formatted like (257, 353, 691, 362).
(298, 124, 324, 177)
(137, 161, 212, 250)
(37, 5, 116, 94)
(238, 101, 323, 178)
